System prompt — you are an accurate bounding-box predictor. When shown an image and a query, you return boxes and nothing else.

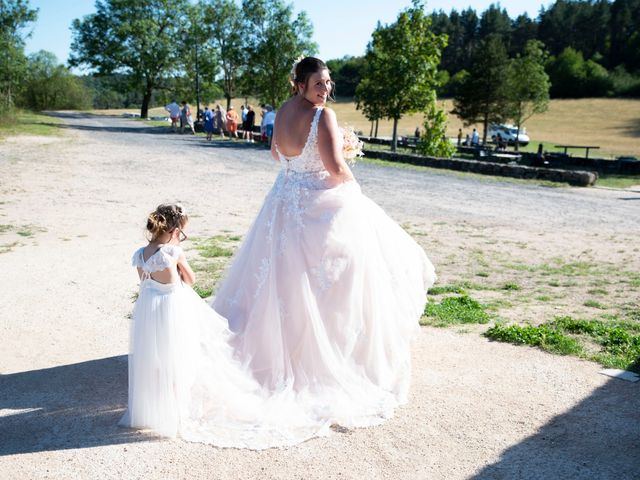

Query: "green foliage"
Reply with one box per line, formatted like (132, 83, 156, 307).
(70, 0, 190, 118)
(20, 51, 93, 110)
(356, 1, 447, 151)
(422, 295, 491, 326)
(485, 323, 583, 355)
(502, 282, 522, 291)
(326, 56, 364, 98)
(192, 284, 213, 299)
(241, 0, 317, 107)
(486, 316, 640, 372)
(417, 101, 455, 158)
(546, 47, 613, 97)
(0, 109, 62, 137)
(504, 40, 550, 150)
(452, 34, 509, 144)
(202, 0, 245, 110)
(0, 0, 38, 110)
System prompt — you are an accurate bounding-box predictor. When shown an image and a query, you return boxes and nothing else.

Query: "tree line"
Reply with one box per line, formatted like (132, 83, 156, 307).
(331, 0, 640, 99)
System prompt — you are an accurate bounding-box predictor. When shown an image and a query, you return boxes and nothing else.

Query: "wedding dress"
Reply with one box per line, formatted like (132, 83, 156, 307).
(213, 107, 436, 429)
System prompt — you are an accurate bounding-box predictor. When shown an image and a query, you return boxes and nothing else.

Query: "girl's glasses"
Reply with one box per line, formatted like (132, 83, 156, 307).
(178, 229, 188, 242)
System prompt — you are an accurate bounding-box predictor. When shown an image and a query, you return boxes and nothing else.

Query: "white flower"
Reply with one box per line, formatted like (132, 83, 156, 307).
(340, 126, 364, 164)
(290, 55, 305, 82)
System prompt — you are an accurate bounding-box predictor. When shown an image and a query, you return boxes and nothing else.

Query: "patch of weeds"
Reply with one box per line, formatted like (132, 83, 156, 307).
(486, 299, 514, 310)
(192, 284, 213, 299)
(476, 272, 490, 278)
(587, 288, 608, 296)
(502, 282, 521, 291)
(548, 280, 561, 287)
(0, 224, 12, 233)
(584, 300, 607, 309)
(17, 229, 33, 237)
(130, 292, 139, 303)
(193, 235, 239, 258)
(486, 315, 640, 372)
(428, 281, 492, 296)
(0, 241, 19, 253)
(421, 295, 491, 327)
(485, 323, 583, 356)
(536, 295, 552, 302)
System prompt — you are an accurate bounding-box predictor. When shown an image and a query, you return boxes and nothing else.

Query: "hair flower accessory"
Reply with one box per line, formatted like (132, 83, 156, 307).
(290, 55, 305, 82)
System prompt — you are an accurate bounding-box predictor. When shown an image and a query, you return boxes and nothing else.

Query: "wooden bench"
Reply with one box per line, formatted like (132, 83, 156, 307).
(554, 145, 601, 159)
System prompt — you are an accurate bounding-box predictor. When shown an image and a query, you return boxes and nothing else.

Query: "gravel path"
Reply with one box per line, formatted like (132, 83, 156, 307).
(0, 113, 638, 480)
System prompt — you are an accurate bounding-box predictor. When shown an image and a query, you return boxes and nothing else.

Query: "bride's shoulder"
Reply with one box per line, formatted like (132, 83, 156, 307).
(317, 106, 339, 131)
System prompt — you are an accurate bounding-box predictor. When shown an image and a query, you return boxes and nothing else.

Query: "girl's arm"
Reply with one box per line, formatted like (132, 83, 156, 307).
(317, 108, 354, 185)
(176, 253, 195, 286)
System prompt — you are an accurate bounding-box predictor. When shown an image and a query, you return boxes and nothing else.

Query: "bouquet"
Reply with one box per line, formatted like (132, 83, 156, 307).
(341, 126, 364, 164)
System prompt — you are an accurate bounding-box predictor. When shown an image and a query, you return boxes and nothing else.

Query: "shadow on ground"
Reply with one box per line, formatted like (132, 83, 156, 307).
(471, 376, 640, 479)
(0, 356, 156, 455)
(620, 117, 640, 138)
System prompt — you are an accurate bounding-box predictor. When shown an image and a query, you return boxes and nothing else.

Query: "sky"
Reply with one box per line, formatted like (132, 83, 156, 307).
(24, 0, 553, 67)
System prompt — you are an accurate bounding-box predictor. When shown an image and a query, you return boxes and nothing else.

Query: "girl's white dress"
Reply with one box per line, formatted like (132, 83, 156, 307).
(120, 245, 329, 449)
(213, 107, 437, 430)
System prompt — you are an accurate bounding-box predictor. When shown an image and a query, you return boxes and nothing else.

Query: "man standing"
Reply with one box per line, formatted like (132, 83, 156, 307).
(165, 99, 181, 132)
(262, 105, 276, 147)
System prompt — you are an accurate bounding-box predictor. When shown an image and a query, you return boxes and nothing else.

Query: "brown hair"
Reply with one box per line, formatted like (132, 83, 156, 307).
(290, 57, 335, 99)
(146, 203, 188, 242)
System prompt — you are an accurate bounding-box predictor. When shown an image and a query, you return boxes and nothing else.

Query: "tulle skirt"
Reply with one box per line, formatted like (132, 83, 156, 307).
(213, 170, 436, 429)
(120, 279, 330, 449)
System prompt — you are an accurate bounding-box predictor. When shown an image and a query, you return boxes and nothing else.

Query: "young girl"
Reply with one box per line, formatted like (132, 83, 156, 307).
(120, 203, 328, 448)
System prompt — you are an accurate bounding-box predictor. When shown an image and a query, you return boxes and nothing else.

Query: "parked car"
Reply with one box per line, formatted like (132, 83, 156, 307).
(488, 123, 530, 146)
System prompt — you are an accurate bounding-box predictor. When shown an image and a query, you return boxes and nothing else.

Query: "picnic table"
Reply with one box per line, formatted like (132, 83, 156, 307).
(554, 145, 600, 159)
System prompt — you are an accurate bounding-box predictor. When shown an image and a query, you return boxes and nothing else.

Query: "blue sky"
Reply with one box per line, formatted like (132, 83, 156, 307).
(24, 0, 552, 66)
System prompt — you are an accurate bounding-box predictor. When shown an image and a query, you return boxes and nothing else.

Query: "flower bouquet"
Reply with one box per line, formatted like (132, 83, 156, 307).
(341, 126, 364, 164)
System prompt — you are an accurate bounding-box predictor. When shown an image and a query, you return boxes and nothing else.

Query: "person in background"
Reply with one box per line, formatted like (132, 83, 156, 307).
(181, 101, 195, 135)
(471, 128, 479, 146)
(457, 128, 463, 146)
(414, 127, 420, 139)
(165, 99, 181, 133)
(214, 105, 226, 138)
(226, 106, 239, 139)
(243, 105, 255, 142)
(262, 105, 276, 147)
(203, 106, 214, 141)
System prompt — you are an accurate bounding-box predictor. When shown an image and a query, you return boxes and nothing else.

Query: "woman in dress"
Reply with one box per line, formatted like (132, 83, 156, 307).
(212, 57, 436, 429)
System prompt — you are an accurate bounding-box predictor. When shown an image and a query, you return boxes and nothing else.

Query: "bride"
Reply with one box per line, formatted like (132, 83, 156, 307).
(212, 57, 436, 429)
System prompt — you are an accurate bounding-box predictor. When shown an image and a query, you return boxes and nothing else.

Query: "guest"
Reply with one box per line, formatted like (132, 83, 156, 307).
(262, 105, 276, 147)
(243, 105, 255, 142)
(214, 105, 226, 138)
(457, 128, 462, 146)
(165, 99, 181, 132)
(226, 106, 239, 139)
(203, 106, 214, 141)
(471, 128, 479, 146)
(181, 101, 195, 135)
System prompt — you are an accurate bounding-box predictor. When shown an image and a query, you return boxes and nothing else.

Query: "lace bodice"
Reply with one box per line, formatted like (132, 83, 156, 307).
(277, 107, 326, 175)
(132, 245, 182, 274)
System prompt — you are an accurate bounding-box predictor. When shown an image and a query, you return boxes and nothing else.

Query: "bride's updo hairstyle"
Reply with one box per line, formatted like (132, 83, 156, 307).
(291, 56, 335, 100)
(146, 203, 188, 242)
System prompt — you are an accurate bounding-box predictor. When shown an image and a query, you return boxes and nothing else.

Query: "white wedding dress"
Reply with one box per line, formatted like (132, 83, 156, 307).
(213, 107, 436, 430)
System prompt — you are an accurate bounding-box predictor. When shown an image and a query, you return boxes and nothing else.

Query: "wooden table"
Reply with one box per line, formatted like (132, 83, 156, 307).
(554, 145, 601, 159)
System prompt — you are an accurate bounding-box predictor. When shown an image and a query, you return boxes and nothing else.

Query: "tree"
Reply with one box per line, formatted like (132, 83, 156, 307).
(417, 101, 455, 158)
(0, 0, 38, 110)
(358, 1, 448, 151)
(241, 0, 316, 107)
(354, 68, 385, 137)
(20, 51, 93, 110)
(326, 56, 364, 98)
(452, 34, 509, 145)
(504, 40, 550, 151)
(70, 0, 189, 118)
(202, 0, 245, 111)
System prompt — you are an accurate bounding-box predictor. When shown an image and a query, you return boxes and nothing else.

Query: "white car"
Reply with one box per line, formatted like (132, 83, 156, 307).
(488, 123, 530, 146)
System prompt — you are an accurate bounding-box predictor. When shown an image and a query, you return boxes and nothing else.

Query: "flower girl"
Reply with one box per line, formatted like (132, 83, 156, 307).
(120, 203, 328, 448)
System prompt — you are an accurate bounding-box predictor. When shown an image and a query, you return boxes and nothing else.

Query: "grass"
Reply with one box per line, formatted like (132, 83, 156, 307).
(596, 174, 640, 189)
(0, 110, 62, 138)
(189, 234, 242, 297)
(584, 299, 608, 309)
(421, 295, 491, 327)
(486, 315, 640, 372)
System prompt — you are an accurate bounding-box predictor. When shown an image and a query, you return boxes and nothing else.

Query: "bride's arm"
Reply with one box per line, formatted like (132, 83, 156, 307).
(317, 108, 354, 184)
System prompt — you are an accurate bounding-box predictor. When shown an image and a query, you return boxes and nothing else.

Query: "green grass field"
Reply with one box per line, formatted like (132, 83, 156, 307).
(0, 110, 62, 138)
